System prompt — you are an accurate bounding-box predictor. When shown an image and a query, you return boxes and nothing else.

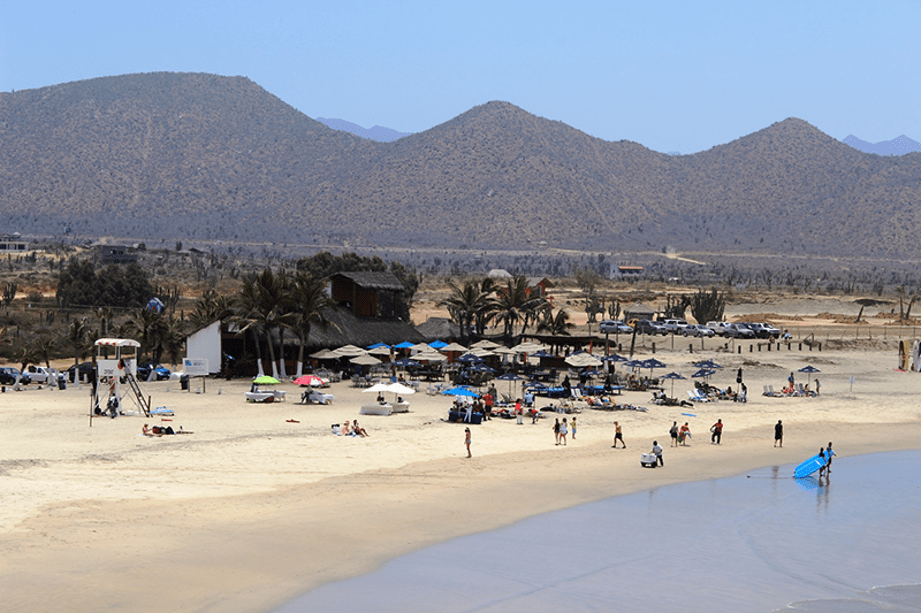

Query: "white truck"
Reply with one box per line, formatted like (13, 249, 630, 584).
(25, 365, 58, 384)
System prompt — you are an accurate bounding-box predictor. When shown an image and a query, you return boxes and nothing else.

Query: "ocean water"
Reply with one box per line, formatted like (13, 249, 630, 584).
(275, 452, 921, 612)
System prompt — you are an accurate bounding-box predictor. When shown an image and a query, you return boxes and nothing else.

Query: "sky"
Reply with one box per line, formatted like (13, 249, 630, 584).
(1, 1, 919, 154)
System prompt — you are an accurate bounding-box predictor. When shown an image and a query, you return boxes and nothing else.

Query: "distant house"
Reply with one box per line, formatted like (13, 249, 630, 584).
(623, 302, 656, 322)
(487, 269, 512, 278)
(96, 244, 138, 264)
(0, 233, 28, 252)
(526, 276, 554, 298)
(328, 271, 405, 319)
(613, 265, 644, 277)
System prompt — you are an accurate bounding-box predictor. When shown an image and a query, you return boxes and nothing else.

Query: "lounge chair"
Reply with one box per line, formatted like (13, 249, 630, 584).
(688, 389, 711, 403)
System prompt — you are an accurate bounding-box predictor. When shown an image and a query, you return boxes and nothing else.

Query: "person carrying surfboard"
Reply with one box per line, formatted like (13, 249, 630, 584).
(818, 447, 827, 478)
(825, 442, 834, 474)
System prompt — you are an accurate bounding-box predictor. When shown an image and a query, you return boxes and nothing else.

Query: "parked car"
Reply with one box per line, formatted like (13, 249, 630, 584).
(706, 321, 736, 337)
(747, 322, 781, 339)
(66, 361, 96, 382)
(25, 365, 57, 384)
(683, 323, 715, 337)
(725, 323, 755, 339)
(635, 319, 668, 335)
(599, 320, 633, 334)
(136, 363, 171, 381)
(0, 367, 31, 385)
(662, 319, 690, 334)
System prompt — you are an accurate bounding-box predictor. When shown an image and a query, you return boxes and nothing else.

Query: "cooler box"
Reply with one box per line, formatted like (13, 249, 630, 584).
(640, 453, 658, 468)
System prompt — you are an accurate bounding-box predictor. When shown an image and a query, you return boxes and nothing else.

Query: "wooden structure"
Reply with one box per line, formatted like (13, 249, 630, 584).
(328, 271, 405, 318)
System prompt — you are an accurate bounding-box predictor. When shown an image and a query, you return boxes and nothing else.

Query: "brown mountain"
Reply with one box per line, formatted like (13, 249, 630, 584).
(2, 71, 920, 258)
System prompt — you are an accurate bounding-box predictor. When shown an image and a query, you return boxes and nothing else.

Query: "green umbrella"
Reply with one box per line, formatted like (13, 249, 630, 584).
(254, 375, 280, 385)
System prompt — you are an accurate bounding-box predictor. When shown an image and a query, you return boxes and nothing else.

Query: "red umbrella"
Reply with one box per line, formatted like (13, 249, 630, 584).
(294, 375, 327, 387)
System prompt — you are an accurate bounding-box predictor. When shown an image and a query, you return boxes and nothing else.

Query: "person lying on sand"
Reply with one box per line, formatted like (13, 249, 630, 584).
(143, 424, 191, 436)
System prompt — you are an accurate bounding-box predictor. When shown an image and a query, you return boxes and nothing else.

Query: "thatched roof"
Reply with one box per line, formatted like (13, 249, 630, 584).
(280, 307, 424, 349)
(328, 271, 405, 291)
(414, 317, 460, 341)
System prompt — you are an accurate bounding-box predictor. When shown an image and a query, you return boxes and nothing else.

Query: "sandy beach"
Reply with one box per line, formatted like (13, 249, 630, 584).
(2, 342, 920, 613)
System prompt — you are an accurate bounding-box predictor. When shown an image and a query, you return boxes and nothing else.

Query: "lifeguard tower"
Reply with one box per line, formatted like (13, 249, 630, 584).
(93, 338, 151, 419)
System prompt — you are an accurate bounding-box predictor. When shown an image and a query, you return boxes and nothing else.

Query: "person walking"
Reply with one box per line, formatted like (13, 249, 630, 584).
(774, 420, 783, 447)
(652, 440, 664, 466)
(710, 419, 723, 444)
(814, 378, 821, 396)
(678, 422, 691, 446)
(818, 446, 827, 478)
(669, 421, 679, 447)
(826, 441, 834, 473)
(559, 418, 568, 446)
(612, 421, 626, 448)
(464, 427, 471, 458)
(571, 416, 577, 440)
(554, 418, 561, 445)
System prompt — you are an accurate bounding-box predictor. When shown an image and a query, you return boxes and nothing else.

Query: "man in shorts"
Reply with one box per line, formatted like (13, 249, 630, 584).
(670, 421, 679, 447)
(774, 420, 783, 447)
(612, 421, 625, 448)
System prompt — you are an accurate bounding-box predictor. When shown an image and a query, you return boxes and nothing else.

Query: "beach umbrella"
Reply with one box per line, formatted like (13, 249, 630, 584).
(334, 344, 367, 357)
(309, 348, 340, 360)
(798, 365, 821, 373)
(367, 345, 393, 357)
(393, 358, 421, 369)
(455, 352, 484, 364)
(409, 342, 431, 352)
(429, 340, 449, 349)
(531, 350, 555, 358)
(470, 348, 495, 358)
(496, 372, 523, 396)
(366, 342, 390, 350)
(363, 382, 392, 394)
(511, 341, 546, 353)
(415, 351, 447, 362)
(393, 341, 415, 350)
(624, 359, 646, 370)
(442, 387, 479, 398)
(691, 368, 716, 381)
(643, 358, 667, 370)
(603, 353, 628, 362)
(440, 342, 468, 353)
(253, 375, 280, 385)
(693, 359, 723, 369)
(660, 371, 687, 396)
(350, 354, 382, 366)
(565, 353, 603, 368)
(470, 363, 496, 374)
(470, 339, 500, 350)
(491, 346, 517, 355)
(293, 375, 326, 387)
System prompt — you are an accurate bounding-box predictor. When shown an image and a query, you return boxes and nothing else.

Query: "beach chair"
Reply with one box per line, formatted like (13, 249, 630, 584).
(762, 385, 770, 396)
(688, 389, 711, 403)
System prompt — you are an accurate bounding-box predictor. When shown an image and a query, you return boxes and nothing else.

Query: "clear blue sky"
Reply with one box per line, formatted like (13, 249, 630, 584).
(1, 1, 918, 153)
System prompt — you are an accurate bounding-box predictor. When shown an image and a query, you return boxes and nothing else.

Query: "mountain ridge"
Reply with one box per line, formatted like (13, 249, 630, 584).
(2, 72, 921, 258)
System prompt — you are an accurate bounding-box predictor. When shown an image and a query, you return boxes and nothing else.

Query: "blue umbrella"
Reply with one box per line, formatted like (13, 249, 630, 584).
(393, 358, 420, 368)
(442, 387, 479, 397)
(643, 358, 667, 370)
(693, 359, 723, 369)
(624, 360, 646, 369)
(798, 365, 821, 373)
(692, 368, 716, 379)
(366, 342, 390, 350)
(660, 371, 687, 396)
(429, 340, 448, 349)
(455, 352, 484, 363)
(604, 353, 628, 362)
(393, 341, 415, 349)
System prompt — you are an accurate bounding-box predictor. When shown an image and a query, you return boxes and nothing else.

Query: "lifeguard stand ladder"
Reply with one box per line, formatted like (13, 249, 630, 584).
(93, 338, 151, 418)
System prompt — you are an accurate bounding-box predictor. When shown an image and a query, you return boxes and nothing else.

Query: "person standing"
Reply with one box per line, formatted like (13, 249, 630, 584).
(818, 447, 827, 478)
(774, 420, 783, 447)
(464, 427, 471, 458)
(814, 378, 821, 396)
(669, 421, 679, 447)
(559, 418, 568, 446)
(826, 441, 834, 473)
(553, 418, 561, 445)
(515, 398, 524, 425)
(678, 422, 691, 446)
(652, 440, 664, 466)
(612, 421, 626, 448)
(571, 416, 577, 440)
(788, 372, 795, 388)
(711, 419, 723, 444)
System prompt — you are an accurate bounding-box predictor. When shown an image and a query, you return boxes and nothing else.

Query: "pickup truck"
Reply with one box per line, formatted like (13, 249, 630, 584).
(747, 322, 781, 339)
(706, 322, 754, 338)
(706, 321, 732, 336)
(25, 365, 57, 384)
(635, 319, 668, 335)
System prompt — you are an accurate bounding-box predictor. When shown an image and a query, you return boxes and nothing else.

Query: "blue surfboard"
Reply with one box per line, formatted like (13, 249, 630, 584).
(794, 451, 832, 479)
(794, 453, 826, 478)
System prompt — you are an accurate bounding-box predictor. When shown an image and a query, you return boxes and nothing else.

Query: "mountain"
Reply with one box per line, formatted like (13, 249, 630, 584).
(843, 134, 921, 156)
(2, 72, 921, 259)
(316, 117, 411, 142)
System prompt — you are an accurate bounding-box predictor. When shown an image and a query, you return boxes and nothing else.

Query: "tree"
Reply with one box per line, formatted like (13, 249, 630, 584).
(690, 288, 726, 325)
(68, 318, 89, 366)
(235, 269, 292, 378)
(441, 280, 497, 341)
(493, 275, 548, 341)
(537, 308, 573, 336)
(287, 272, 336, 377)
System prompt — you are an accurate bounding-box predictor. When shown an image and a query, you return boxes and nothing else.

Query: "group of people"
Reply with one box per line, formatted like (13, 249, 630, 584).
(334, 419, 369, 437)
(552, 417, 574, 445)
(668, 421, 693, 446)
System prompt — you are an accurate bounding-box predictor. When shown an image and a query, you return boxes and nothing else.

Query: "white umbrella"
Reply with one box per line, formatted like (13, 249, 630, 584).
(385, 382, 416, 395)
(471, 340, 501, 350)
(414, 351, 447, 362)
(310, 348, 340, 360)
(439, 342, 468, 353)
(512, 342, 547, 353)
(409, 343, 431, 352)
(491, 345, 517, 355)
(350, 354, 382, 366)
(367, 345, 393, 356)
(565, 353, 603, 368)
(335, 344, 367, 357)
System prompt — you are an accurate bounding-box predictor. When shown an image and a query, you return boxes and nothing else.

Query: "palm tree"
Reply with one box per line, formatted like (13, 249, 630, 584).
(68, 318, 89, 366)
(441, 280, 497, 341)
(126, 307, 167, 363)
(537, 308, 573, 336)
(493, 275, 548, 342)
(287, 272, 337, 377)
(189, 289, 233, 331)
(235, 269, 292, 378)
